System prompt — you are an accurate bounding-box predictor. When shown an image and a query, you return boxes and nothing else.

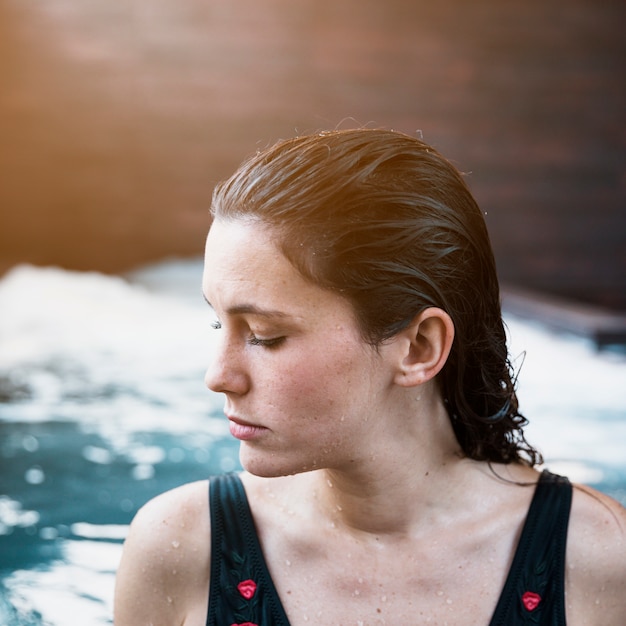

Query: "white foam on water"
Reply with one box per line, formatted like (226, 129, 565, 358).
(4, 537, 123, 626)
(0, 496, 40, 536)
(504, 315, 626, 466)
(0, 263, 225, 441)
(71, 522, 128, 540)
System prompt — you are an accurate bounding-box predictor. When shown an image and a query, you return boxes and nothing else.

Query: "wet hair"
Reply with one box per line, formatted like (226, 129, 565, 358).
(211, 128, 541, 466)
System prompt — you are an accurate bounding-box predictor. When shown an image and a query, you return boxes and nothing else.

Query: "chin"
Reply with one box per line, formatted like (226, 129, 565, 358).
(240, 449, 320, 479)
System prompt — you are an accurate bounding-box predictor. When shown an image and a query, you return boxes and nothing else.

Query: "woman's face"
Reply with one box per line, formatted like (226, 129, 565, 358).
(202, 219, 399, 477)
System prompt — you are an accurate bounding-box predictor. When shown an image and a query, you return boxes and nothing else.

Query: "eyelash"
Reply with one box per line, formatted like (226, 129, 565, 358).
(210, 320, 285, 349)
(247, 335, 285, 349)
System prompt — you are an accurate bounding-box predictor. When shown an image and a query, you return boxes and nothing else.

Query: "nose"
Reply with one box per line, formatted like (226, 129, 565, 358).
(204, 335, 250, 396)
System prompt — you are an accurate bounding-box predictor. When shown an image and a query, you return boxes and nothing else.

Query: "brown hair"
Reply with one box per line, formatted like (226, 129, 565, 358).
(211, 128, 541, 466)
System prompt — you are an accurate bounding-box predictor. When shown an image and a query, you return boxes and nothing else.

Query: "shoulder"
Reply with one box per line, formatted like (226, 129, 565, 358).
(114, 480, 211, 626)
(565, 482, 626, 625)
(126, 478, 211, 553)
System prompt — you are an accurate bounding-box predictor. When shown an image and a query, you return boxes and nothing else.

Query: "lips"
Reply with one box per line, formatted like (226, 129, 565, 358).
(227, 414, 267, 441)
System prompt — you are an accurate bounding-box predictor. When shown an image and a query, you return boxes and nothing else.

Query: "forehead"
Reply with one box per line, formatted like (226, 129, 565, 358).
(202, 219, 348, 318)
(203, 218, 285, 287)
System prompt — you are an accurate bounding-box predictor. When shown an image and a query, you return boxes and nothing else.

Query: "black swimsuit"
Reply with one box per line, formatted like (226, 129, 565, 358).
(206, 470, 572, 625)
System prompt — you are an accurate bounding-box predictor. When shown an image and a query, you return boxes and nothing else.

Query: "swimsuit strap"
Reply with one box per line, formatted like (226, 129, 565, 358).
(207, 471, 571, 625)
(489, 470, 572, 625)
(206, 473, 291, 626)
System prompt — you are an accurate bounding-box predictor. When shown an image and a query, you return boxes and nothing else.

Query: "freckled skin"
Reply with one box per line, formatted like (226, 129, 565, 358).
(202, 219, 402, 479)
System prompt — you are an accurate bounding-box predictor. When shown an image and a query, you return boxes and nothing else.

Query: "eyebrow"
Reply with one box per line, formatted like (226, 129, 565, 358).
(203, 294, 290, 319)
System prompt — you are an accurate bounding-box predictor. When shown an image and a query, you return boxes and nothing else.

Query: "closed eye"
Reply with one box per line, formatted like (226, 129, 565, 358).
(210, 320, 284, 349)
(247, 335, 285, 349)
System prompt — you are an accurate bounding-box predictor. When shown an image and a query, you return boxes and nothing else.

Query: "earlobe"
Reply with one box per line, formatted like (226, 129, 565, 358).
(393, 308, 455, 387)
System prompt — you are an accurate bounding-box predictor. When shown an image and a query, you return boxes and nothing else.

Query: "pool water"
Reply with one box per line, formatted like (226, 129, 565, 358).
(1, 261, 625, 625)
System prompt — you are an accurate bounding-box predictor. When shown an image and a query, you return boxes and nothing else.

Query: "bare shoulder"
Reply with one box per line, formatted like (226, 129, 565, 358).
(122, 479, 211, 560)
(565, 483, 626, 625)
(114, 480, 211, 626)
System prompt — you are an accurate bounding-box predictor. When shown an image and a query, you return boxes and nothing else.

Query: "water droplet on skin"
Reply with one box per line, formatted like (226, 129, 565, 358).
(171, 540, 180, 549)
(353, 589, 360, 596)
(166, 596, 172, 604)
(327, 479, 333, 488)
(437, 590, 444, 597)
(285, 559, 292, 566)
(381, 595, 387, 602)
(446, 598, 453, 605)
(358, 577, 363, 584)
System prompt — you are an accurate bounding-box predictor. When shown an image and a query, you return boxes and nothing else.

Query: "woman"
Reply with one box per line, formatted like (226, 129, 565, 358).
(114, 129, 625, 625)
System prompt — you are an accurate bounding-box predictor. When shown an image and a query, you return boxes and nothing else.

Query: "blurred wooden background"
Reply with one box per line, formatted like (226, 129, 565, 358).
(1, 0, 624, 309)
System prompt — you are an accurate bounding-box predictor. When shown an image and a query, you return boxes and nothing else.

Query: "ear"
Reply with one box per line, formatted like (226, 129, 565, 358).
(392, 307, 455, 388)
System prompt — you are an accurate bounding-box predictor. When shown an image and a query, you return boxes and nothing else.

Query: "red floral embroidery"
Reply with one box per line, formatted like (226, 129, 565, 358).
(522, 591, 541, 611)
(237, 579, 257, 600)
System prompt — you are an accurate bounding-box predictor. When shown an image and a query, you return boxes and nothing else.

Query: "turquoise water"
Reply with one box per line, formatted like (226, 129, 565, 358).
(0, 422, 240, 625)
(1, 262, 625, 625)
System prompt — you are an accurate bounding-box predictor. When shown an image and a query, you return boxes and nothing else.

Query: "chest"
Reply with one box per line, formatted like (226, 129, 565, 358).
(264, 529, 514, 626)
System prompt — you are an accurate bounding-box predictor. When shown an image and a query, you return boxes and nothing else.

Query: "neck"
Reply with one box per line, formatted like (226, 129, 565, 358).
(307, 394, 473, 537)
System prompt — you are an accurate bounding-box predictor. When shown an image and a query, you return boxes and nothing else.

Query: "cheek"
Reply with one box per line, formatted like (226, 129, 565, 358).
(268, 345, 368, 412)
